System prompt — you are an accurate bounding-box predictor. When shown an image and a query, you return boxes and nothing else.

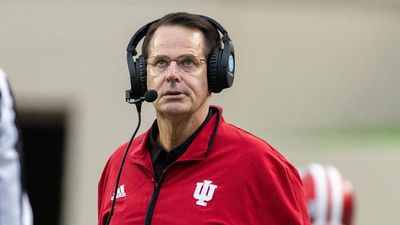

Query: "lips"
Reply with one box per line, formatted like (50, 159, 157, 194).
(163, 90, 184, 96)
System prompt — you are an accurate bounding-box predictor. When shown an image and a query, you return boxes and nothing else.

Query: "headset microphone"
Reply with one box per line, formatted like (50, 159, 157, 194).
(106, 89, 157, 225)
(126, 89, 158, 104)
(143, 89, 158, 102)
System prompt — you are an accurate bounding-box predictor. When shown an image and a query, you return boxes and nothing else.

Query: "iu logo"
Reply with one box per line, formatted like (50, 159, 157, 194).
(193, 180, 218, 206)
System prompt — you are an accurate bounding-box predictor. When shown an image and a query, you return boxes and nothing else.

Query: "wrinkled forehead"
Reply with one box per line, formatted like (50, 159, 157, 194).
(148, 25, 207, 58)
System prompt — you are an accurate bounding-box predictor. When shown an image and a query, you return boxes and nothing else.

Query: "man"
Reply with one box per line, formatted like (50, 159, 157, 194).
(98, 12, 310, 225)
(0, 68, 33, 225)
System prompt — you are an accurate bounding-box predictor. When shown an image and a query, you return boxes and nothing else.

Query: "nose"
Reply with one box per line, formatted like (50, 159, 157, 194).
(165, 61, 182, 82)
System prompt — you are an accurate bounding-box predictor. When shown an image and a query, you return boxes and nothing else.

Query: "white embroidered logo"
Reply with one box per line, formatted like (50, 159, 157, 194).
(193, 180, 218, 206)
(111, 184, 126, 200)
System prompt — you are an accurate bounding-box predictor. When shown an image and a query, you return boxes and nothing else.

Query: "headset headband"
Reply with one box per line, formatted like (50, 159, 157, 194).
(126, 16, 231, 56)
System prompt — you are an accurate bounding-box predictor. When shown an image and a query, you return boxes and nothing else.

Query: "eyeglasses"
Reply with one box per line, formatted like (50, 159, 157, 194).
(147, 55, 206, 75)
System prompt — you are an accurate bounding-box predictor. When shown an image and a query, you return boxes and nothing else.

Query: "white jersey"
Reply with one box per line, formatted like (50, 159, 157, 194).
(0, 68, 33, 225)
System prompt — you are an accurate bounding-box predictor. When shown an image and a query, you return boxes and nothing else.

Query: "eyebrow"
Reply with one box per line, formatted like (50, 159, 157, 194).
(148, 54, 200, 59)
(147, 55, 168, 59)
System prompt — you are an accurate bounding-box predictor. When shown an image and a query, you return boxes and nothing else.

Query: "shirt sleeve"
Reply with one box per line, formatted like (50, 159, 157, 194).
(262, 146, 311, 225)
(246, 140, 311, 225)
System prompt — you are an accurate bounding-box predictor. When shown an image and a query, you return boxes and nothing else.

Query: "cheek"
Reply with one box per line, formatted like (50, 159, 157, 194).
(200, 73, 209, 92)
(185, 74, 208, 93)
(146, 75, 161, 90)
(193, 69, 209, 90)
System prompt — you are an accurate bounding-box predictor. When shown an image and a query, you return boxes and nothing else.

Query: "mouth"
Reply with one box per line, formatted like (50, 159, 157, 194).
(160, 90, 187, 101)
(163, 90, 184, 96)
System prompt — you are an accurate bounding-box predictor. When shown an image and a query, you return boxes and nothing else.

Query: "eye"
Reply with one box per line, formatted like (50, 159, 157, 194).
(154, 58, 169, 67)
(179, 57, 196, 68)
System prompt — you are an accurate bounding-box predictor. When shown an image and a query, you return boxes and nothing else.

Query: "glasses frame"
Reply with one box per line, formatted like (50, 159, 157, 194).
(146, 54, 207, 74)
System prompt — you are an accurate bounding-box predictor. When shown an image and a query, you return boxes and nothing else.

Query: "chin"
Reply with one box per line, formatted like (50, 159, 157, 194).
(157, 103, 191, 116)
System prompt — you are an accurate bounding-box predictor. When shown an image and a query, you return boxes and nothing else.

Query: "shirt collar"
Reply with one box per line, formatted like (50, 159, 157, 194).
(148, 107, 214, 164)
(128, 105, 223, 169)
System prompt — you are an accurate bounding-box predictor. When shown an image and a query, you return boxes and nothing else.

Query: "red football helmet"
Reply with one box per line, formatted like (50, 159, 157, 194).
(298, 163, 355, 225)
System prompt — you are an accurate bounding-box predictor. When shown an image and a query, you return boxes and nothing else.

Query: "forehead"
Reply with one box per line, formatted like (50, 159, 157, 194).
(148, 25, 206, 58)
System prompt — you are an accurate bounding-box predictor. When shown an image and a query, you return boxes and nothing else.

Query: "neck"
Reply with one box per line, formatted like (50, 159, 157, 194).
(156, 106, 209, 152)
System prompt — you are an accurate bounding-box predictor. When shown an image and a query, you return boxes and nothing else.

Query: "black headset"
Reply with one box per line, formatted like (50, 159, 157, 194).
(125, 15, 235, 101)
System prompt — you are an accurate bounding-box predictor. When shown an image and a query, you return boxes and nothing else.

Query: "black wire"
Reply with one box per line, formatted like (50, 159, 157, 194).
(105, 103, 142, 225)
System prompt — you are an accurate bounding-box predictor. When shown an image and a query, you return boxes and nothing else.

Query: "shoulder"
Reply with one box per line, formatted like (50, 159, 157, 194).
(213, 119, 310, 223)
(217, 119, 300, 179)
(101, 133, 146, 177)
(105, 131, 147, 169)
(217, 120, 278, 157)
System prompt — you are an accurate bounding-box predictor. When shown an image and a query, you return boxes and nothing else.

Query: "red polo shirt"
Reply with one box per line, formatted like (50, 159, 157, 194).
(98, 106, 310, 225)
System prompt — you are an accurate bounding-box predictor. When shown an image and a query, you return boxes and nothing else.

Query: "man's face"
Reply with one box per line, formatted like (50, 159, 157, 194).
(146, 25, 210, 118)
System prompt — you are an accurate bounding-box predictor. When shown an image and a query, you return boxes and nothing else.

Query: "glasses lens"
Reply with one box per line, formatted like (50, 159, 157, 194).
(177, 55, 201, 72)
(148, 55, 204, 74)
(148, 56, 170, 74)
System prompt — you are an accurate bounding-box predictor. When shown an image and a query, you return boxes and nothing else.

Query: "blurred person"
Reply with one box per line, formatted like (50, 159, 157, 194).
(98, 12, 310, 225)
(0, 68, 33, 225)
(298, 163, 355, 225)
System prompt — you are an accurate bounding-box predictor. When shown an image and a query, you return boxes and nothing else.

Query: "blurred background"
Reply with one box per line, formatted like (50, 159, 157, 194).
(1, 0, 399, 224)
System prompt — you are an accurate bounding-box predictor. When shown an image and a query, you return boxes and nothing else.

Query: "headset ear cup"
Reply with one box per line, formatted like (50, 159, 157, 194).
(221, 40, 235, 89)
(136, 55, 148, 96)
(127, 51, 139, 98)
(207, 48, 221, 93)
